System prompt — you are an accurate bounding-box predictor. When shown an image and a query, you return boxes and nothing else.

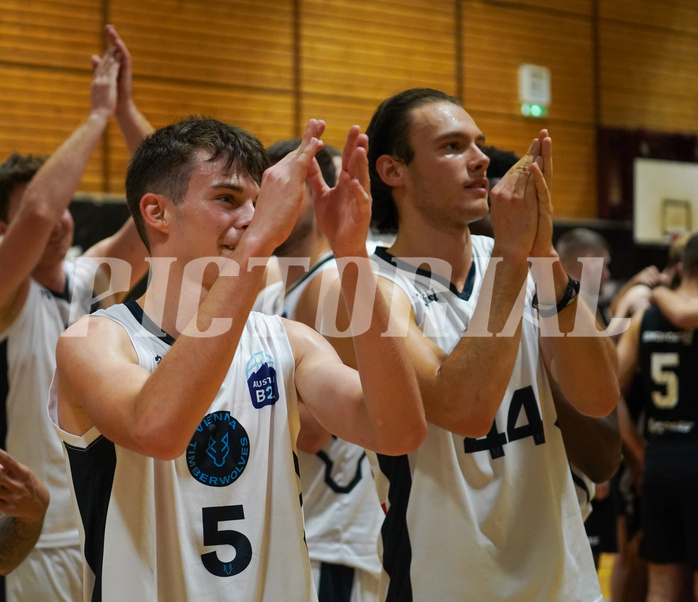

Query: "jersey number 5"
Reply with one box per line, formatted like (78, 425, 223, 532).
(463, 386, 545, 459)
(201, 505, 252, 577)
(650, 352, 679, 409)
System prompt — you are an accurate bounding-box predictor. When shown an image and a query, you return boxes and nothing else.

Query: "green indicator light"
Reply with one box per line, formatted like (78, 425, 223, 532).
(521, 103, 547, 118)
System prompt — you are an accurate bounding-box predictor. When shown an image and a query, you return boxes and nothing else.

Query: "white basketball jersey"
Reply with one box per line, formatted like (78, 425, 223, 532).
(371, 238, 601, 602)
(259, 254, 384, 577)
(0, 259, 96, 548)
(50, 300, 315, 602)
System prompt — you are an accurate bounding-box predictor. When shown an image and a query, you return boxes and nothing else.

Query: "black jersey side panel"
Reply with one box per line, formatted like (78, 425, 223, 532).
(377, 453, 413, 602)
(65, 437, 117, 602)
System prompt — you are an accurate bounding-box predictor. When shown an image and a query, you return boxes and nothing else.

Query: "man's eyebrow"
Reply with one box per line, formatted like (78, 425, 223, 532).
(209, 182, 244, 192)
(433, 131, 486, 144)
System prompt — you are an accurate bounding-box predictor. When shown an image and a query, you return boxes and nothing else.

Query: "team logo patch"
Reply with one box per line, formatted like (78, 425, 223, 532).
(187, 412, 250, 487)
(246, 352, 279, 409)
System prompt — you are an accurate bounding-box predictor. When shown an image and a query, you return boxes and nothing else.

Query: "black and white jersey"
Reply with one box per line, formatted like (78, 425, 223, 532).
(639, 304, 698, 441)
(0, 260, 97, 548)
(370, 238, 601, 602)
(50, 301, 315, 602)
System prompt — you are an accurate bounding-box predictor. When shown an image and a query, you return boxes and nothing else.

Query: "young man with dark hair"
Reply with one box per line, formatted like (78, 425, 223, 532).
(51, 118, 425, 601)
(364, 88, 619, 600)
(618, 232, 698, 602)
(0, 25, 150, 601)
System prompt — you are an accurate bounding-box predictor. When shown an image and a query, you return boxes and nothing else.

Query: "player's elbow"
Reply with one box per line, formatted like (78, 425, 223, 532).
(431, 392, 498, 439)
(670, 312, 697, 330)
(587, 448, 622, 484)
(129, 424, 188, 461)
(373, 424, 426, 456)
(575, 387, 620, 419)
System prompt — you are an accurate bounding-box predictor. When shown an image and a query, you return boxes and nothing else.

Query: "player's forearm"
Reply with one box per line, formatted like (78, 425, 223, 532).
(546, 298, 619, 417)
(130, 238, 272, 458)
(552, 377, 621, 483)
(431, 257, 528, 436)
(651, 286, 698, 329)
(21, 112, 109, 223)
(116, 100, 154, 153)
(0, 515, 44, 576)
(339, 257, 426, 454)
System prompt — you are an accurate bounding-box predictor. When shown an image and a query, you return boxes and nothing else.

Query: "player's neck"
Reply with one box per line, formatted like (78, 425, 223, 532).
(677, 279, 698, 298)
(32, 262, 66, 295)
(388, 225, 473, 291)
(137, 258, 203, 339)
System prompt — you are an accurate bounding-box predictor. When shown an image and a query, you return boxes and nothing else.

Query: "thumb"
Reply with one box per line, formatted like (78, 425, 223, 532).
(307, 157, 329, 200)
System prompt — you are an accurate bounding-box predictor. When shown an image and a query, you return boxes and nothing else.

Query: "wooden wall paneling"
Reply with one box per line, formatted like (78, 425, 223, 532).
(468, 0, 593, 17)
(0, 65, 104, 191)
(300, 95, 384, 148)
(0, 0, 101, 70)
(300, 0, 458, 120)
(598, 19, 698, 132)
(109, 1, 295, 92)
(599, 0, 698, 36)
(107, 80, 295, 193)
(461, 2, 595, 125)
(473, 115, 597, 219)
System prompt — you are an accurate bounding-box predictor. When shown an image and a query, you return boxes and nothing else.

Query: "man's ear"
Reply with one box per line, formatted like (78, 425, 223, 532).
(375, 155, 405, 188)
(140, 193, 170, 236)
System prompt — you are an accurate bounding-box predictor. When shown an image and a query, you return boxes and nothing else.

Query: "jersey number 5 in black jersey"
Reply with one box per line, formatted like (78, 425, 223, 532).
(463, 386, 546, 459)
(201, 505, 252, 577)
(650, 352, 679, 409)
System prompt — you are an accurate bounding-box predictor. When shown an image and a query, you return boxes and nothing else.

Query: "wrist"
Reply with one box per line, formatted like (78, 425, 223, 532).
(491, 244, 531, 267)
(115, 98, 136, 119)
(87, 109, 111, 126)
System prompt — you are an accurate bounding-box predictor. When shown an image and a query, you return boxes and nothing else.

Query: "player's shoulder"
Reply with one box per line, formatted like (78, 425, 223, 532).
(59, 310, 138, 366)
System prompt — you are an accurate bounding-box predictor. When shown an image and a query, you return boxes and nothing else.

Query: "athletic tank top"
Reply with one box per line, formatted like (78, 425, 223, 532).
(1, 259, 96, 547)
(370, 237, 601, 602)
(50, 300, 315, 601)
(639, 304, 698, 440)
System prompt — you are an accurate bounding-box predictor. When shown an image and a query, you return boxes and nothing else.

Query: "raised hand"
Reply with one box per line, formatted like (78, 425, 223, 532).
(89, 42, 120, 120)
(104, 24, 134, 113)
(530, 129, 555, 258)
(0, 449, 49, 524)
(308, 125, 371, 258)
(249, 119, 325, 252)
(489, 137, 541, 262)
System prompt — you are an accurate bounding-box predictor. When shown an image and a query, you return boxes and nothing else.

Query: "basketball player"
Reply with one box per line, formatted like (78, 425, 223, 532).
(0, 26, 149, 601)
(50, 117, 426, 600)
(257, 138, 383, 601)
(617, 232, 698, 602)
(363, 88, 619, 600)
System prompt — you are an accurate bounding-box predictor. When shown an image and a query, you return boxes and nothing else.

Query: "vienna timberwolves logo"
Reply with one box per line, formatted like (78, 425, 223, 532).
(187, 412, 250, 487)
(246, 351, 279, 409)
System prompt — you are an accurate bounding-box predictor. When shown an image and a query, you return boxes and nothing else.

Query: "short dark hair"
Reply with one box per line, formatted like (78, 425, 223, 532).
(556, 228, 609, 263)
(0, 153, 48, 221)
(366, 88, 462, 234)
(266, 138, 337, 187)
(681, 233, 698, 278)
(126, 116, 269, 250)
(482, 146, 519, 184)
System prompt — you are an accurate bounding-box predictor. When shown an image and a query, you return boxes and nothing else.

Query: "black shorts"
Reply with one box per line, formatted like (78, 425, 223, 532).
(640, 440, 698, 567)
(585, 492, 618, 555)
(615, 462, 642, 539)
